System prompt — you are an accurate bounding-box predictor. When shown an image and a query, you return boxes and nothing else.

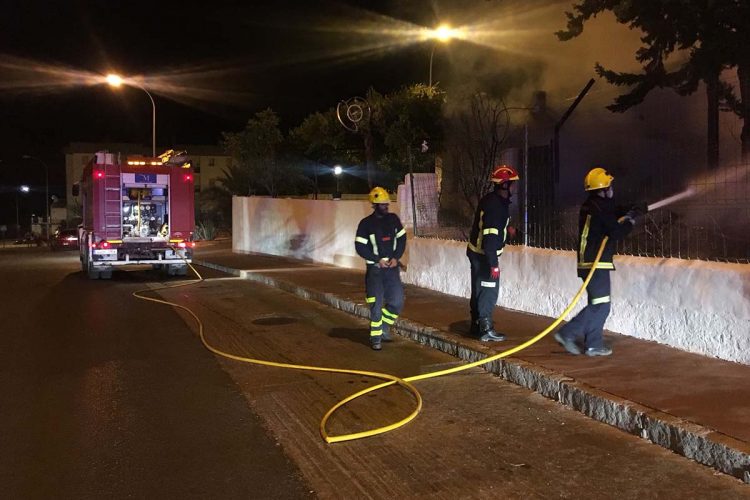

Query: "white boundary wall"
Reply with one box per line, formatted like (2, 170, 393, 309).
(232, 196, 399, 270)
(233, 196, 750, 365)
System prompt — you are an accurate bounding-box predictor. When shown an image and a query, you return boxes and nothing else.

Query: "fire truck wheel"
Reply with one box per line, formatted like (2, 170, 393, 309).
(87, 267, 100, 280)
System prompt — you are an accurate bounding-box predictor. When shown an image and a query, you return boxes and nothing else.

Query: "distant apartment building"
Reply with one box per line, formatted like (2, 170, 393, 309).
(64, 142, 231, 218)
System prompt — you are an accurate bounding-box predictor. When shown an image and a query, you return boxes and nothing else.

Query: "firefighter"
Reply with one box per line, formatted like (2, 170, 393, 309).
(554, 167, 646, 356)
(467, 164, 519, 341)
(355, 187, 407, 351)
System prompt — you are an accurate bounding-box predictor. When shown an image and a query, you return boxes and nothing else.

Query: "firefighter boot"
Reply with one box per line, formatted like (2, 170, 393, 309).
(370, 335, 382, 351)
(469, 315, 480, 337)
(478, 317, 506, 342)
(554, 332, 582, 355)
(381, 324, 392, 342)
(585, 346, 612, 357)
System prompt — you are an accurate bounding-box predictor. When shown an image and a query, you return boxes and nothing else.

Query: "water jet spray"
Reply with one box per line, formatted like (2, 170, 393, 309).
(647, 188, 696, 212)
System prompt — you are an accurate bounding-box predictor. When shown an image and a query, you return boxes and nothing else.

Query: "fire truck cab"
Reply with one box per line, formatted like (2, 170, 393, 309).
(76, 150, 195, 279)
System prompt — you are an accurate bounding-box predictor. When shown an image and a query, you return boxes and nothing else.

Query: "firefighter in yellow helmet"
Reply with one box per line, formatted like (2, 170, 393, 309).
(554, 167, 647, 356)
(466, 164, 520, 341)
(354, 187, 407, 350)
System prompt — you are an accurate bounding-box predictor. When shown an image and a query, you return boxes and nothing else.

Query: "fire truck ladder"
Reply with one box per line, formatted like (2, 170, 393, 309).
(103, 164, 122, 240)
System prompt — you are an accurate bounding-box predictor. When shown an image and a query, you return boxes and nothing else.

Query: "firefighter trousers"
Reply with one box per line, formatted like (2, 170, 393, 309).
(467, 250, 500, 325)
(365, 266, 404, 338)
(557, 269, 611, 349)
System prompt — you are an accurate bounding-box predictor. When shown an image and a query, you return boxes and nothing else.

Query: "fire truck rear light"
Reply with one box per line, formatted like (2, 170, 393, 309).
(190, 242, 196, 248)
(94, 171, 105, 179)
(100, 241, 110, 248)
(177, 242, 187, 248)
(184, 174, 193, 182)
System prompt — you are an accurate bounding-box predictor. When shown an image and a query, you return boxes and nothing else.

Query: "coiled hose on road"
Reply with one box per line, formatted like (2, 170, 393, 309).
(133, 238, 607, 444)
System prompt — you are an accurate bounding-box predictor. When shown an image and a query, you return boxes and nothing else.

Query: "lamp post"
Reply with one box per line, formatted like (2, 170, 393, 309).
(106, 74, 157, 157)
(333, 165, 343, 199)
(17, 185, 30, 236)
(21, 156, 48, 238)
(427, 24, 459, 88)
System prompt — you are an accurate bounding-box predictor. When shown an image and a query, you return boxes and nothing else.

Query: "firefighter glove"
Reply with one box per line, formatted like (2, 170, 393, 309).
(490, 267, 500, 279)
(622, 211, 637, 225)
(632, 201, 649, 216)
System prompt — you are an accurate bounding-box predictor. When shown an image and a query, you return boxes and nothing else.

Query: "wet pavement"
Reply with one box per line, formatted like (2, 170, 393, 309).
(194, 239, 750, 484)
(2, 244, 749, 497)
(157, 257, 749, 498)
(0, 247, 311, 498)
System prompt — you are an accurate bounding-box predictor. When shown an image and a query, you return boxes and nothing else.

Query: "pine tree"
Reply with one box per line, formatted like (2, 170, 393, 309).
(557, 0, 750, 164)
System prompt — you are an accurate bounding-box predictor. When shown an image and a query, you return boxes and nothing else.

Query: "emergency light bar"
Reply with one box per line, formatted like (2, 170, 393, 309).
(127, 160, 162, 166)
(127, 155, 163, 166)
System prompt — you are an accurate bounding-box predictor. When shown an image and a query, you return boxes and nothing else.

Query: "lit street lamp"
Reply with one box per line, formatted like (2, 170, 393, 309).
(333, 165, 343, 199)
(21, 155, 49, 238)
(427, 24, 460, 88)
(17, 185, 30, 233)
(106, 73, 157, 157)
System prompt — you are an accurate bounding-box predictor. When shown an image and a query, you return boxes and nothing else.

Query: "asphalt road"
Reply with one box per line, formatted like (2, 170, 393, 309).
(0, 247, 310, 499)
(1, 246, 748, 499)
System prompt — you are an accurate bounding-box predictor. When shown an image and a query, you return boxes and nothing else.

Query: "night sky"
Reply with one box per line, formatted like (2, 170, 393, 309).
(0, 0, 452, 221)
(1, 0, 741, 225)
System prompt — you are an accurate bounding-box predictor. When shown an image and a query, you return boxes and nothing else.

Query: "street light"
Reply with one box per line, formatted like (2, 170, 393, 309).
(333, 165, 343, 199)
(21, 155, 49, 238)
(17, 185, 30, 234)
(426, 24, 460, 88)
(105, 73, 157, 157)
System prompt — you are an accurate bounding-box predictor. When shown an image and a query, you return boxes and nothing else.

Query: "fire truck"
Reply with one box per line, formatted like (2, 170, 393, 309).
(75, 150, 195, 279)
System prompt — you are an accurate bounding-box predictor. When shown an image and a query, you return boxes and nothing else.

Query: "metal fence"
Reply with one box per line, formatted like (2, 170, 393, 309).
(414, 156, 750, 264)
(619, 163, 750, 262)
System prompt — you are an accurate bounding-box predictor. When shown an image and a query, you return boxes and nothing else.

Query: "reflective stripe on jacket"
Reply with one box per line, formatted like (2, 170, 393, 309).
(467, 190, 511, 268)
(355, 211, 407, 265)
(577, 195, 634, 273)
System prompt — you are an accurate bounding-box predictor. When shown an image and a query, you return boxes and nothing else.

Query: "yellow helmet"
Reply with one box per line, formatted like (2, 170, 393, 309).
(584, 167, 614, 191)
(368, 186, 390, 204)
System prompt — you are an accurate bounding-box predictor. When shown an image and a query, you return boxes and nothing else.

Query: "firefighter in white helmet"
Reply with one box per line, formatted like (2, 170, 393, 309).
(466, 165, 520, 341)
(355, 187, 407, 351)
(554, 167, 646, 356)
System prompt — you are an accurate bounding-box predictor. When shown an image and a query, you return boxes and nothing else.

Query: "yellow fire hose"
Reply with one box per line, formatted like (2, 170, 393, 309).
(133, 237, 607, 444)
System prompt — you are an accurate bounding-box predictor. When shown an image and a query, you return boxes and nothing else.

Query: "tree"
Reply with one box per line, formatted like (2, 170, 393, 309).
(218, 162, 252, 196)
(557, 0, 750, 164)
(195, 186, 232, 230)
(222, 109, 307, 197)
(373, 84, 444, 188)
(444, 92, 510, 214)
(288, 110, 358, 196)
(290, 84, 444, 192)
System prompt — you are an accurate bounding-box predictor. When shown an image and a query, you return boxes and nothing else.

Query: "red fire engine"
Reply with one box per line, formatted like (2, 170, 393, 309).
(75, 150, 195, 279)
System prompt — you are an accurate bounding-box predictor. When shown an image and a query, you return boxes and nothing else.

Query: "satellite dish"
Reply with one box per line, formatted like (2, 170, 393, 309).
(336, 97, 370, 133)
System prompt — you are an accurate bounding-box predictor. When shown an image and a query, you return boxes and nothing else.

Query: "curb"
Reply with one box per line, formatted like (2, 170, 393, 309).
(194, 258, 750, 484)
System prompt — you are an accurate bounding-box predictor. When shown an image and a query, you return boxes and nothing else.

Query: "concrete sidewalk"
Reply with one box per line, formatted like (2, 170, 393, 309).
(193, 239, 750, 484)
